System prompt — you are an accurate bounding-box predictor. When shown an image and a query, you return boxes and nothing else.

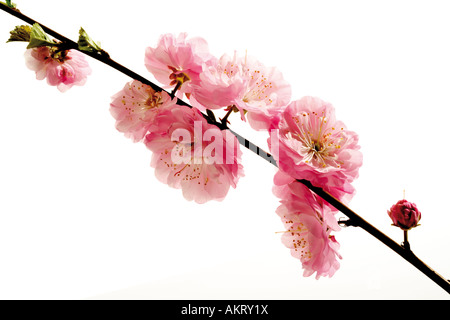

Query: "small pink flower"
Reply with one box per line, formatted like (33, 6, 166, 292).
(269, 96, 362, 202)
(388, 199, 421, 230)
(144, 33, 213, 96)
(274, 173, 342, 279)
(144, 105, 244, 204)
(190, 52, 291, 130)
(24, 46, 91, 92)
(110, 80, 177, 142)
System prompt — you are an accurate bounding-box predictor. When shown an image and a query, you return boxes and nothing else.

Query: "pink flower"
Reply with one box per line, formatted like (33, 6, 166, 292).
(388, 199, 421, 230)
(190, 52, 291, 130)
(144, 33, 213, 96)
(144, 105, 244, 204)
(269, 96, 362, 202)
(274, 172, 342, 279)
(273, 170, 341, 229)
(110, 80, 177, 142)
(24, 46, 91, 92)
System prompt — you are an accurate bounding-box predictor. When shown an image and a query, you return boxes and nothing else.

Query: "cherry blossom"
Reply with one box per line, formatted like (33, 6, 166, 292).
(269, 96, 362, 202)
(274, 173, 342, 279)
(110, 80, 177, 142)
(144, 33, 213, 97)
(190, 52, 291, 130)
(24, 46, 91, 92)
(144, 105, 244, 204)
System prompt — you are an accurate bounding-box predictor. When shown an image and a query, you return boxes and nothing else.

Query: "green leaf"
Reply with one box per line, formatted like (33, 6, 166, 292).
(78, 27, 102, 53)
(26, 23, 56, 49)
(4, 0, 17, 9)
(7, 25, 32, 43)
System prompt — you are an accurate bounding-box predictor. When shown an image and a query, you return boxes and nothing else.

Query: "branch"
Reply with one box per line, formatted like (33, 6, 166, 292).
(298, 179, 449, 293)
(1, 3, 448, 294)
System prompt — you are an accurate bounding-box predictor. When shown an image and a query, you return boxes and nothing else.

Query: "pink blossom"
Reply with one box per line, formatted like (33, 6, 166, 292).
(274, 173, 342, 279)
(24, 46, 91, 92)
(110, 80, 177, 142)
(144, 33, 213, 96)
(269, 96, 362, 202)
(273, 170, 341, 229)
(190, 52, 291, 130)
(144, 105, 244, 204)
(388, 199, 421, 230)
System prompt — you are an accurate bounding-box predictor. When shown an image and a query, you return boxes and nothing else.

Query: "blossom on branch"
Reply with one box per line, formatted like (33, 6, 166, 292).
(144, 105, 244, 204)
(273, 171, 342, 279)
(144, 33, 213, 97)
(110, 80, 177, 142)
(269, 96, 362, 203)
(24, 46, 91, 92)
(190, 52, 291, 130)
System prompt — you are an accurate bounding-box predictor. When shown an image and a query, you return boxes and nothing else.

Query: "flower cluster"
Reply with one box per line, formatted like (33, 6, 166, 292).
(273, 171, 343, 279)
(110, 32, 296, 204)
(109, 79, 245, 204)
(140, 33, 363, 278)
(269, 96, 363, 278)
(144, 33, 292, 131)
(11, 24, 364, 278)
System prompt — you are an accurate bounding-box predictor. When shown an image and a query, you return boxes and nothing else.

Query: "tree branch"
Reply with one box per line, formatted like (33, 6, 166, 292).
(1, 3, 448, 294)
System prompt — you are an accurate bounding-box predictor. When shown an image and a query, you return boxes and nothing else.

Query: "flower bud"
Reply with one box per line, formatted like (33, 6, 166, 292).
(387, 199, 421, 230)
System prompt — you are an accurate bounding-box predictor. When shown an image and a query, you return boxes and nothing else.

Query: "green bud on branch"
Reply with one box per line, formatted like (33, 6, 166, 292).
(78, 27, 109, 58)
(78, 27, 101, 52)
(3, 0, 17, 9)
(7, 24, 31, 42)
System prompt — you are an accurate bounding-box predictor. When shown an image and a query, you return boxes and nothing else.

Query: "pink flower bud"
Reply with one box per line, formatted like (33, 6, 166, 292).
(387, 199, 421, 230)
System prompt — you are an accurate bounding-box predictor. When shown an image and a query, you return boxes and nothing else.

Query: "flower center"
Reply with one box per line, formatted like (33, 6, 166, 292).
(145, 92, 163, 109)
(313, 141, 322, 152)
(168, 66, 191, 86)
(242, 69, 273, 105)
(278, 220, 312, 261)
(290, 112, 345, 169)
(49, 47, 69, 63)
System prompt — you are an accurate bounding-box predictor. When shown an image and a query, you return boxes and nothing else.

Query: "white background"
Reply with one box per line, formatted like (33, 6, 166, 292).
(0, 0, 449, 299)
